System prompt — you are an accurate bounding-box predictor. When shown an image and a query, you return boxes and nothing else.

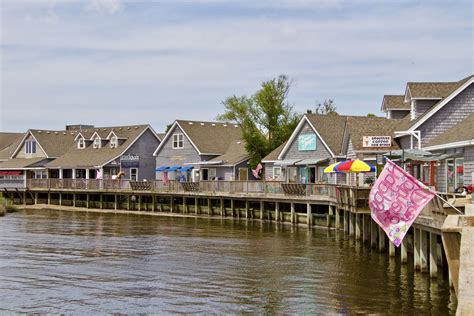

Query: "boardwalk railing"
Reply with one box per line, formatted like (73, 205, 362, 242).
(27, 179, 342, 199)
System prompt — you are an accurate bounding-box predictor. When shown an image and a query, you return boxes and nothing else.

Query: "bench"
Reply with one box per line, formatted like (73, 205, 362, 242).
(130, 181, 152, 191)
(181, 182, 200, 192)
(281, 183, 306, 196)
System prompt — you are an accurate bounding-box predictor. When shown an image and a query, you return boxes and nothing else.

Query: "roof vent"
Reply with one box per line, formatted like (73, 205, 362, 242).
(237, 141, 241, 144)
(70, 132, 74, 135)
(135, 126, 138, 129)
(127, 127, 131, 130)
(234, 125, 238, 128)
(212, 123, 216, 126)
(55, 132, 58, 134)
(223, 124, 227, 127)
(188, 122, 193, 125)
(200, 123, 205, 126)
(46, 131, 50, 134)
(118, 128, 122, 130)
(103, 128, 107, 131)
(38, 131, 42, 134)
(62, 132, 66, 135)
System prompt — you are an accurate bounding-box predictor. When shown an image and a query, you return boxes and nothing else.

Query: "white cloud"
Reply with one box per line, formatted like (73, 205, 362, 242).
(84, 0, 124, 14)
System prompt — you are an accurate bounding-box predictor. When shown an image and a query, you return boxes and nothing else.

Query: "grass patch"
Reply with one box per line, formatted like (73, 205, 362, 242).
(0, 196, 17, 213)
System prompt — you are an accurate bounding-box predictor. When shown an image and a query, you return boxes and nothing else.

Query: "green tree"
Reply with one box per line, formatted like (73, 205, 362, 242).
(217, 75, 301, 168)
(367, 113, 377, 117)
(307, 99, 337, 115)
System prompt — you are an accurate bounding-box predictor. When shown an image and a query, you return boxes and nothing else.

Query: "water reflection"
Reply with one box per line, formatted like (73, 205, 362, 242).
(0, 210, 456, 314)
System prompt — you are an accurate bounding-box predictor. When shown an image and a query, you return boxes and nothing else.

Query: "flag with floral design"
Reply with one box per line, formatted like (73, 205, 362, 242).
(369, 160, 435, 247)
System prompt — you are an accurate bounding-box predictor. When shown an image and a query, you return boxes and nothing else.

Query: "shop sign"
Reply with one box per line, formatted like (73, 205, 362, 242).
(298, 134, 317, 151)
(363, 136, 391, 148)
(120, 154, 139, 168)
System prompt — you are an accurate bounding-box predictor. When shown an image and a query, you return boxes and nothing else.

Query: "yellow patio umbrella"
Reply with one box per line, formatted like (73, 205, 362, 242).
(324, 162, 343, 173)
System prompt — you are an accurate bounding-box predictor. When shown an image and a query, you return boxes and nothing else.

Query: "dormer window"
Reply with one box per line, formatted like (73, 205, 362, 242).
(172, 134, 183, 149)
(25, 140, 37, 154)
(93, 137, 101, 149)
(78, 138, 85, 149)
(110, 136, 118, 148)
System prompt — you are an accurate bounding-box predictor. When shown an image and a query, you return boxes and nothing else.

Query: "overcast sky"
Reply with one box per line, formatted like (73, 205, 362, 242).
(1, 0, 472, 132)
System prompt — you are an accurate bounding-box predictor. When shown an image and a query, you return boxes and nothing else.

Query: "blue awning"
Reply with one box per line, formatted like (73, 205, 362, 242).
(180, 166, 194, 172)
(156, 166, 169, 172)
(168, 165, 181, 172)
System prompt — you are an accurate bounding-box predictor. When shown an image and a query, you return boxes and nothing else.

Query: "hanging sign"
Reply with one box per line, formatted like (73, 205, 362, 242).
(363, 136, 391, 148)
(298, 134, 317, 151)
(120, 154, 139, 168)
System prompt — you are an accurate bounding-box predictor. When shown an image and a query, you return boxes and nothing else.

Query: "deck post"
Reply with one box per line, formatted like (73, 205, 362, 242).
(114, 194, 117, 210)
(73, 193, 76, 207)
(208, 198, 211, 215)
(34, 192, 38, 205)
(275, 202, 279, 222)
(327, 205, 333, 228)
(370, 219, 377, 249)
(414, 228, 420, 270)
(344, 210, 349, 233)
(420, 230, 429, 273)
(306, 203, 311, 226)
(100, 194, 103, 209)
(260, 201, 264, 220)
(170, 196, 174, 213)
(362, 214, 370, 243)
(59, 192, 62, 206)
(221, 198, 224, 217)
(230, 199, 234, 217)
(355, 213, 361, 239)
(378, 226, 386, 252)
(152, 195, 155, 212)
(245, 200, 249, 219)
(127, 195, 130, 211)
(290, 202, 295, 224)
(335, 207, 340, 229)
(23, 191, 26, 205)
(349, 212, 355, 236)
(195, 197, 199, 215)
(182, 196, 186, 214)
(389, 240, 395, 257)
(47, 192, 51, 205)
(86, 193, 89, 209)
(429, 232, 438, 278)
(401, 236, 408, 263)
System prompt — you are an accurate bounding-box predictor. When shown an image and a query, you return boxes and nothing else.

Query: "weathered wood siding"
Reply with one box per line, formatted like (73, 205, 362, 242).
(121, 129, 160, 181)
(464, 146, 474, 188)
(418, 84, 474, 147)
(390, 110, 410, 119)
(281, 121, 333, 160)
(155, 125, 202, 178)
(415, 100, 438, 119)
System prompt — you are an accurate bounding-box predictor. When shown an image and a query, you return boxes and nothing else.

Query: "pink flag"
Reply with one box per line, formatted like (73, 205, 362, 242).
(369, 160, 435, 247)
(252, 163, 263, 179)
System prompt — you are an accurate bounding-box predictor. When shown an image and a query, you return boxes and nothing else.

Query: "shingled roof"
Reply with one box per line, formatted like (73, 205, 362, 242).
(426, 113, 474, 148)
(262, 141, 287, 162)
(0, 132, 24, 161)
(170, 120, 243, 155)
(206, 141, 249, 165)
(406, 75, 473, 100)
(381, 95, 410, 111)
(345, 116, 400, 151)
(305, 113, 348, 155)
(46, 125, 152, 168)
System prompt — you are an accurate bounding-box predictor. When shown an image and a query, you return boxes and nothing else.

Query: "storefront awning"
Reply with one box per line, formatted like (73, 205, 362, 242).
(274, 159, 302, 167)
(156, 166, 169, 172)
(168, 165, 181, 172)
(0, 171, 23, 176)
(295, 158, 329, 166)
(180, 166, 194, 172)
(384, 149, 456, 162)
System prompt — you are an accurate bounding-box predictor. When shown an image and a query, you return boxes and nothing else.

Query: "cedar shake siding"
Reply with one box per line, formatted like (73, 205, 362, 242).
(155, 124, 201, 176)
(414, 100, 438, 119)
(15, 135, 47, 159)
(390, 110, 410, 119)
(464, 146, 474, 188)
(281, 121, 332, 161)
(418, 83, 474, 147)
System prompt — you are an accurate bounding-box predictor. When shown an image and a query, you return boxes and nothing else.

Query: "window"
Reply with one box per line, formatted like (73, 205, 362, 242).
(130, 168, 138, 181)
(93, 137, 101, 149)
(25, 140, 37, 154)
(172, 134, 184, 149)
(110, 136, 118, 148)
(446, 158, 464, 192)
(273, 167, 281, 179)
(78, 138, 85, 149)
(287, 167, 297, 183)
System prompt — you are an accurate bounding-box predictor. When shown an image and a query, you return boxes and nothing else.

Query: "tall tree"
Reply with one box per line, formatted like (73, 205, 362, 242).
(217, 75, 301, 168)
(307, 99, 337, 115)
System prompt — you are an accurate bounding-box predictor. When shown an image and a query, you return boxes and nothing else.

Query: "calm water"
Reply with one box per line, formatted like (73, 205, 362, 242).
(0, 210, 457, 314)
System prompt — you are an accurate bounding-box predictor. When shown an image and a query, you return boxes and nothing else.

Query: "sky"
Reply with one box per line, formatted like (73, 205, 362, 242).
(0, 0, 472, 133)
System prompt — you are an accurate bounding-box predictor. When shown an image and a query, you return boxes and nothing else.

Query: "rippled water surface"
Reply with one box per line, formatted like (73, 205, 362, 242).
(0, 210, 457, 314)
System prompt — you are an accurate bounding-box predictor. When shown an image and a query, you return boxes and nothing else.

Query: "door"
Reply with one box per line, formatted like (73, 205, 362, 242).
(239, 168, 248, 181)
(309, 167, 316, 183)
(201, 168, 209, 181)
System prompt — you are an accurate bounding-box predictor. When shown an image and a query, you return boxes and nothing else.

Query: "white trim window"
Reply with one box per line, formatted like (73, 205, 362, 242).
(93, 137, 101, 149)
(130, 168, 138, 181)
(110, 136, 118, 148)
(25, 140, 37, 154)
(172, 133, 184, 149)
(78, 137, 86, 149)
(273, 166, 281, 179)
